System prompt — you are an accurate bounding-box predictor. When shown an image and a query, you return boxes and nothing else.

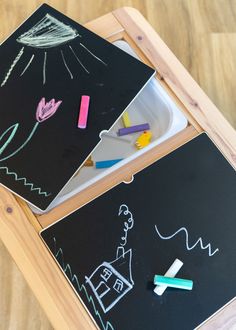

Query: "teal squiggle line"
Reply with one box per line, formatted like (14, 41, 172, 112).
(0, 166, 51, 197)
(0, 122, 39, 162)
(53, 237, 115, 330)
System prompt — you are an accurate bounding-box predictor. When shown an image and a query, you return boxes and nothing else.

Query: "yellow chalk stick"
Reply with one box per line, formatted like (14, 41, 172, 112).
(122, 112, 131, 128)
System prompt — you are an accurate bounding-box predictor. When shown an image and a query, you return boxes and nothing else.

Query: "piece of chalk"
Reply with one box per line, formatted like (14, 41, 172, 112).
(102, 132, 132, 143)
(118, 123, 150, 136)
(154, 275, 193, 291)
(95, 159, 123, 169)
(135, 131, 152, 149)
(84, 156, 94, 167)
(78, 95, 90, 129)
(122, 112, 131, 128)
(154, 259, 183, 296)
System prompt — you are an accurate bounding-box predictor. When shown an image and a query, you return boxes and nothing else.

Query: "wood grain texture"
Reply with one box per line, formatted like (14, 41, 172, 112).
(0, 187, 97, 330)
(0, 240, 51, 330)
(0, 1, 236, 329)
(114, 7, 236, 168)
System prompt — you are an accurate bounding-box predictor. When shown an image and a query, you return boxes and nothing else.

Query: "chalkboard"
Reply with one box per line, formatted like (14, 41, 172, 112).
(41, 134, 236, 330)
(0, 4, 155, 210)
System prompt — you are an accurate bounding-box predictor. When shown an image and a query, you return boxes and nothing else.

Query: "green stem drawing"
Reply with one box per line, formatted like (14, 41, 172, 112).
(0, 121, 39, 162)
(0, 123, 19, 156)
(0, 98, 62, 198)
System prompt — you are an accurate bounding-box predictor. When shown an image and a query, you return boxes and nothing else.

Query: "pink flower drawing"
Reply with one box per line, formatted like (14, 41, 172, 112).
(36, 97, 62, 122)
(0, 97, 62, 163)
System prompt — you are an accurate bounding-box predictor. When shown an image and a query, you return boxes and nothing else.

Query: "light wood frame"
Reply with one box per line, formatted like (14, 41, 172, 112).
(0, 7, 236, 329)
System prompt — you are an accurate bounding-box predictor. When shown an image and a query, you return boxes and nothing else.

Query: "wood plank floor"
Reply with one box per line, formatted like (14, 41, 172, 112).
(0, 1, 235, 328)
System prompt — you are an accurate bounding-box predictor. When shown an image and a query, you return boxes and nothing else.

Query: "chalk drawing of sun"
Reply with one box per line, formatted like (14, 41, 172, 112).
(1, 13, 107, 87)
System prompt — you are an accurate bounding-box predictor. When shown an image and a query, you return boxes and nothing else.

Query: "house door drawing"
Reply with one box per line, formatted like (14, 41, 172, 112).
(96, 282, 111, 299)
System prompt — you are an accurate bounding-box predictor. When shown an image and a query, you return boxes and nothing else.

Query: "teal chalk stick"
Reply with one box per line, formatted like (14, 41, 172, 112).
(95, 158, 123, 169)
(154, 275, 193, 290)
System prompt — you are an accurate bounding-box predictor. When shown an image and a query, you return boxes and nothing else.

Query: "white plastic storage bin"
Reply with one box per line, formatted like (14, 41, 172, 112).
(30, 40, 188, 213)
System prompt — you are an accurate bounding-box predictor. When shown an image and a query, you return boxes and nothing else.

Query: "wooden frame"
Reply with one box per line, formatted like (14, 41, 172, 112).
(0, 7, 236, 329)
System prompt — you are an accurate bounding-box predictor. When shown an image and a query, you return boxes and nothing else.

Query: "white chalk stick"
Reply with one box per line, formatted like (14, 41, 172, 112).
(154, 258, 183, 296)
(102, 131, 132, 143)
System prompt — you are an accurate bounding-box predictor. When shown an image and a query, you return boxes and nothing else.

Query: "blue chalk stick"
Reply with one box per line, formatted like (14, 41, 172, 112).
(154, 275, 193, 290)
(95, 159, 123, 169)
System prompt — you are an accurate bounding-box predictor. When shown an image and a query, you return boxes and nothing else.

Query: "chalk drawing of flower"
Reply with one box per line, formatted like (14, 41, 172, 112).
(36, 97, 62, 122)
(0, 97, 62, 162)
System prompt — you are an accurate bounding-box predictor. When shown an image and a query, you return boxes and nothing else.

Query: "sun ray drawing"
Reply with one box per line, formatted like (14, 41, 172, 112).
(1, 13, 108, 87)
(20, 54, 35, 76)
(69, 45, 90, 74)
(61, 49, 73, 79)
(80, 42, 108, 66)
(43, 51, 47, 84)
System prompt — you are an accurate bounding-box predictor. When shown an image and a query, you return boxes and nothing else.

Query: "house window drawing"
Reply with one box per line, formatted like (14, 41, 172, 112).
(101, 268, 113, 281)
(113, 279, 124, 293)
(85, 246, 134, 313)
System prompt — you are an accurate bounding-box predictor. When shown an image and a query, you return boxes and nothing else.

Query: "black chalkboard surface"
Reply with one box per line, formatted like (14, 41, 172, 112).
(0, 4, 155, 210)
(41, 133, 236, 330)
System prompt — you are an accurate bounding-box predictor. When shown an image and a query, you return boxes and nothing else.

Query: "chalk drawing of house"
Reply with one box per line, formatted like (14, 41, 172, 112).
(85, 246, 134, 313)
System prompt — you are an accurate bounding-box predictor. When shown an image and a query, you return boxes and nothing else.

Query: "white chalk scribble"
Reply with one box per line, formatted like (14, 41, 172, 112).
(155, 225, 219, 257)
(17, 14, 80, 48)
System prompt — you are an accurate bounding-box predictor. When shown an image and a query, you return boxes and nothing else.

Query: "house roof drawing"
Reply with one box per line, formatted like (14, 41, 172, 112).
(110, 247, 134, 286)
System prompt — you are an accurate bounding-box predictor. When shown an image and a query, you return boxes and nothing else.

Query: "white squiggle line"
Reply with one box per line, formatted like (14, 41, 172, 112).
(80, 42, 107, 66)
(61, 49, 73, 79)
(20, 54, 35, 76)
(53, 238, 114, 330)
(155, 225, 219, 257)
(0, 166, 51, 197)
(1, 47, 24, 87)
(69, 45, 89, 74)
(43, 51, 47, 85)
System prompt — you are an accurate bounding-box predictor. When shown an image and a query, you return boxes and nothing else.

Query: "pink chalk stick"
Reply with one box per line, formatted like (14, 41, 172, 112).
(78, 95, 90, 129)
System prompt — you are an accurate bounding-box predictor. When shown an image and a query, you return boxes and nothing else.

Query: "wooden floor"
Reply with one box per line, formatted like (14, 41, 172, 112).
(0, 0, 235, 329)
